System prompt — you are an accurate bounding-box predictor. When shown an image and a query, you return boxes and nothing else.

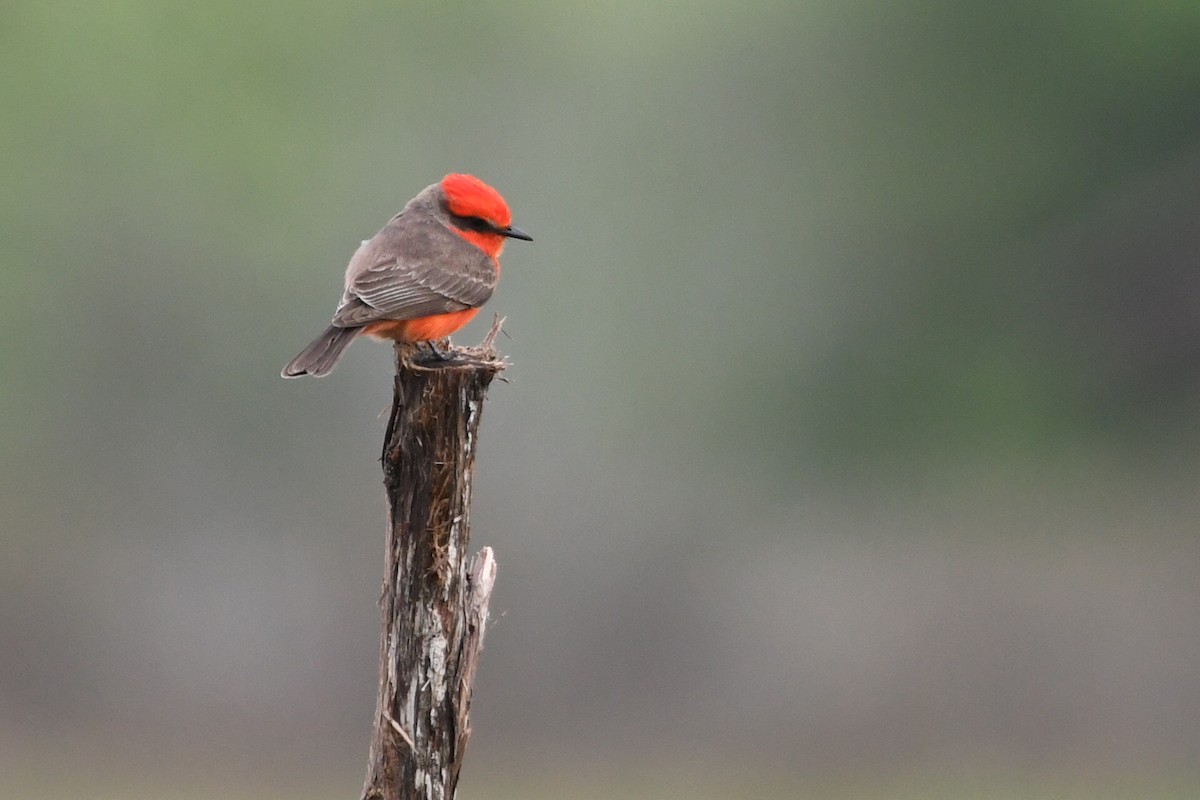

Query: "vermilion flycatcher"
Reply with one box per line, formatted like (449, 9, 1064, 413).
(282, 173, 531, 378)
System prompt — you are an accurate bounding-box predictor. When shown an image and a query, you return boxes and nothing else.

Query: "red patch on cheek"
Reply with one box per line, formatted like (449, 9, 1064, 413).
(451, 228, 505, 263)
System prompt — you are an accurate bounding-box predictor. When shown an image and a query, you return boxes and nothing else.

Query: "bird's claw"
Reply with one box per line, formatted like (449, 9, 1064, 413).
(412, 339, 467, 367)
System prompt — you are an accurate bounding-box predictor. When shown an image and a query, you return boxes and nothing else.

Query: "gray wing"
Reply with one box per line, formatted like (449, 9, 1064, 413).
(331, 211, 497, 328)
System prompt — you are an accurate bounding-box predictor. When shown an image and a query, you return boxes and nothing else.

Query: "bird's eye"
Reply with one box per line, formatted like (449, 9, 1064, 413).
(451, 213, 495, 233)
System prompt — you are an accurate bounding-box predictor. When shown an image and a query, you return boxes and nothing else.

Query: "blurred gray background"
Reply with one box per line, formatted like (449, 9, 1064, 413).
(3, 3, 1200, 798)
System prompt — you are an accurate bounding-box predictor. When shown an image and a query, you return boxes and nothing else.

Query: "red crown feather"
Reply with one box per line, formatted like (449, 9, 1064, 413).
(440, 173, 513, 227)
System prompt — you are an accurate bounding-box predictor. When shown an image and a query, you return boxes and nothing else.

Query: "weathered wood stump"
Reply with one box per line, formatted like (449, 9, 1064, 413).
(361, 322, 505, 800)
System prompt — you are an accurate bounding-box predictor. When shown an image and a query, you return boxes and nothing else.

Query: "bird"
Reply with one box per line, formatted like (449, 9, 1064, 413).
(282, 173, 531, 378)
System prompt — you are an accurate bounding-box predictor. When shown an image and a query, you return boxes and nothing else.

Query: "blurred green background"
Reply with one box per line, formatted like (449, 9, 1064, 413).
(3, 2, 1200, 798)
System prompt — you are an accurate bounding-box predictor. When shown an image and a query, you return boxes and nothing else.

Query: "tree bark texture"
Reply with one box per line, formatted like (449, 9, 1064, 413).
(361, 327, 505, 800)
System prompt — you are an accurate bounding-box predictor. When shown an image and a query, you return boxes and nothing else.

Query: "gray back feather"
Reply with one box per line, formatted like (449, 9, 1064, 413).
(330, 186, 497, 329)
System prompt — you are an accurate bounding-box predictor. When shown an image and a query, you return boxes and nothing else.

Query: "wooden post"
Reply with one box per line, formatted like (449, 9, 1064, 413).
(360, 321, 506, 800)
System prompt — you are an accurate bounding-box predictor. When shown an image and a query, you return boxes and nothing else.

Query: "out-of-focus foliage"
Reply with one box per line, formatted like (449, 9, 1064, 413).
(3, 2, 1200, 798)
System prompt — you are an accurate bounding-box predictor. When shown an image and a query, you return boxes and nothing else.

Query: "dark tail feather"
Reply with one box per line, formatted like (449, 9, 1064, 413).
(281, 325, 359, 378)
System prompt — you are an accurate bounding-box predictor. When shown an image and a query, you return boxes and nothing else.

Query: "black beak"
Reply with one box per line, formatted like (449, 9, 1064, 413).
(500, 225, 533, 241)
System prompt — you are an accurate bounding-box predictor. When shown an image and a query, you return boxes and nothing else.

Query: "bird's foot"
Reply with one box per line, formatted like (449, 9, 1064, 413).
(412, 338, 467, 367)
